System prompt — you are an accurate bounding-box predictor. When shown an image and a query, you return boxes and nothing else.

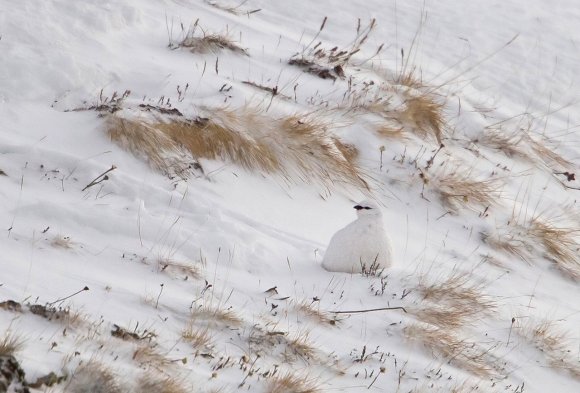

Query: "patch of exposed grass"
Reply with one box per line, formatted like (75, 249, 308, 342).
(182, 324, 214, 350)
(432, 169, 501, 213)
(398, 93, 446, 143)
(405, 324, 500, 378)
(65, 361, 123, 393)
(289, 18, 381, 81)
(483, 214, 580, 280)
(520, 318, 580, 379)
(0, 332, 24, 356)
(295, 301, 336, 326)
(105, 106, 368, 190)
(157, 257, 201, 280)
(137, 374, 189, 393)
(528, 217, 580, 280)
(266, 371, 321, 393)
(176, 21, 248, 55)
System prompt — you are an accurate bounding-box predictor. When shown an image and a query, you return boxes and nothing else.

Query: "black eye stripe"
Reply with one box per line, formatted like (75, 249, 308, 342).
(354, 205, 373, 210)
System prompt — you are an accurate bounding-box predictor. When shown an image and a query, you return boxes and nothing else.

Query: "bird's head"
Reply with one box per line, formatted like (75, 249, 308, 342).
(353, 199, 382, 218)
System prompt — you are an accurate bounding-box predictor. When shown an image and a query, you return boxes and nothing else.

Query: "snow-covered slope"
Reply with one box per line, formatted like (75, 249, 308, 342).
(1, 1, 579, 392)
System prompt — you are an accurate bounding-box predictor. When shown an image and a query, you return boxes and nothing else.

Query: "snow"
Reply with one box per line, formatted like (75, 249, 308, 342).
(1, 0, 580, 392)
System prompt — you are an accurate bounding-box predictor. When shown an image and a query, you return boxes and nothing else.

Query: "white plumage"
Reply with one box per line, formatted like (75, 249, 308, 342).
(322, 199, 393, 273)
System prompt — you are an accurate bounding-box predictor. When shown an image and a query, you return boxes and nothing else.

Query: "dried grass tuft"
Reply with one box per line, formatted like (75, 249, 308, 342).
(182, 324, 214, 349)
(295, 301, 336, 326)
(190, 303, 242, 327)
(137, 374, 189, 393)
(284, 330, 318, 362)
(410, 271, 495, 330)
(0, 332, 24, 356)
(478, 123, 571, 171)
(178, 22, 248, 55)
(132, 344, 174, 369)
(434, 170, 501, 213)
(528, 218, 580, 280)
(157, 257, 201, 280)
(66, 361, 122, 393)
(106, 116, 195, 178)
(483, 215, 580, 280)
(521, 318, 580, 379)
(289, 18, 380, 81)
(105, 106, 368, 190)
(398, 94, 446, 143)
(266, 371, 321, 393)
(405, 323, 499, 377)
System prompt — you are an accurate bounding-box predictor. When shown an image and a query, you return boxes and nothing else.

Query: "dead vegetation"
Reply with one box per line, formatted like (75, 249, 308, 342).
(65, 361, 123, 393)
(520, 318, 580, 379)
(294, 300, 337, 326)
(289, 18, 382, 80)
(430, 168, 501, 213)
(483, 214, 580, 280)
(266, 371, 321, 393)
(182, 324, 214, 350)
(173, 20, 248, 55)
(105, 106, 368, 190)
(0, 333, 24, 356)
(157, 257, 201, 280)
(477, 119, 572, 172)
(397, 93, 446, 143)
(137, 374, 189, 393)
(106, 116, 197, 179)
(409, 270, 495, 330)
(405, 323, 500, 377)
(132, 344, 176, 370)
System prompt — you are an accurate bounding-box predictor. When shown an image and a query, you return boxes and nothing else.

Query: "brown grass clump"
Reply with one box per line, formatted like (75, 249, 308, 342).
(157, 257, 201, 280)
(106, 116, 195, 178)
(477, 123, 572, 171)
(295, 301, 336, 326)
(266, 371, 321, 393)
(156, 115, 280, 174)
(376, 123, 406, 140)
(105, 106, 368, 190)
(521, 318, 580, 379)
(433, 170, 501, 213)
(410, 271, 495, 330)
(177, 22, 248, 55)
(289, 18, 381, 81)
(416, 271, 490, 309)
(284, 330, 318, 363)
(398, 94, 446, 143)
(137, 374, 189, 393)
(190, 303, 242, 327)
(132, 344, 174, 370)
(404, 324, 499, 377)
(528, 217, 580, 280)
(483, 215, 580, 280)
(66, 361, 123, 393)
(0, 332, 24, 356)
(182, 324, 214, 349)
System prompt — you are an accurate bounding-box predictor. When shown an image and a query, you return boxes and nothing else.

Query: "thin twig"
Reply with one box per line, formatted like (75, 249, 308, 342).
(82, 165, 116, 191)
(332, 306, 407, 314)
(48, 286, 89, 306)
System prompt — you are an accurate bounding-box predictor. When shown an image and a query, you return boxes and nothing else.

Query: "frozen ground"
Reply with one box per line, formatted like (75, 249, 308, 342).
(1, 1, 579, 392)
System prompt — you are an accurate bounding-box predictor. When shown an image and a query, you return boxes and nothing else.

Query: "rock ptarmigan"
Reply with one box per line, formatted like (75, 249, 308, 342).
(322, 199, 393, 273)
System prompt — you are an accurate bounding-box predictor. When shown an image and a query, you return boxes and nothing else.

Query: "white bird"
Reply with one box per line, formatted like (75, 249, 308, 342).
(322, 199, 393, 273)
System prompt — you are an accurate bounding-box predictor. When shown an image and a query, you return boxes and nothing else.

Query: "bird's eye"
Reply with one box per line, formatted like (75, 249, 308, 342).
(354, 205, 363, 210)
